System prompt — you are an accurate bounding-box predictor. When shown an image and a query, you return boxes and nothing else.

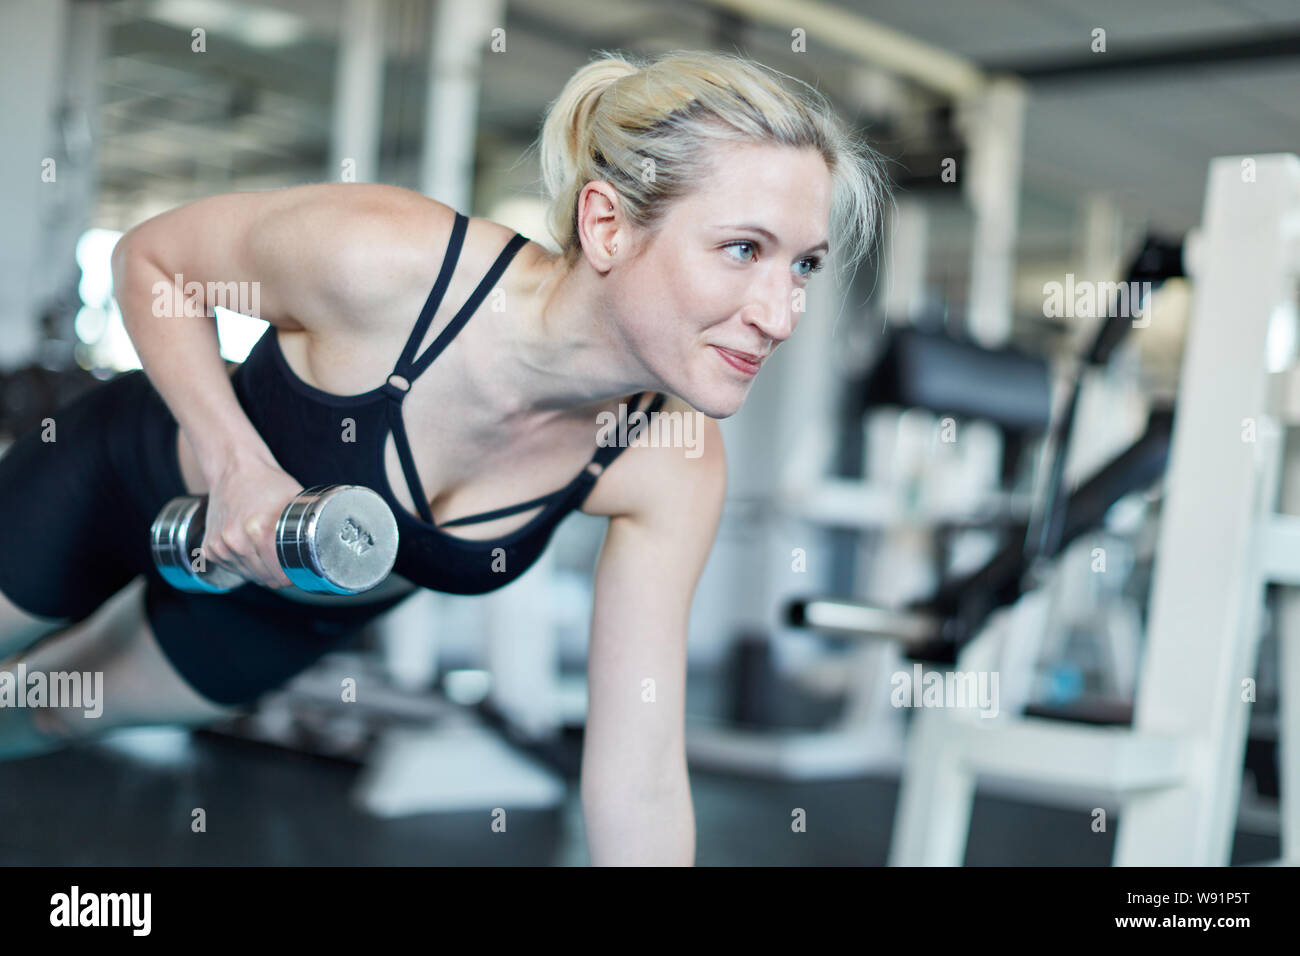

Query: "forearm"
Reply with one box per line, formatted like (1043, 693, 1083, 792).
(581, 769, 695, 866)
(112, 239, 274, 482)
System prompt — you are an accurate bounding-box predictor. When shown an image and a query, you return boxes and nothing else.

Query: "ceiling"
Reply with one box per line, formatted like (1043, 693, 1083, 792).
(95, 0, 1300, 272)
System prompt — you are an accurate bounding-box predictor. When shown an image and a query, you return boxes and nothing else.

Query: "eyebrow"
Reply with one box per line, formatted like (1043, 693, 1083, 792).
(719, 224, 829, 255)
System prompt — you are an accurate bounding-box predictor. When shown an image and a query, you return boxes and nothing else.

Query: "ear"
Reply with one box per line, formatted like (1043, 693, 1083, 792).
(575, 181, 625, 272)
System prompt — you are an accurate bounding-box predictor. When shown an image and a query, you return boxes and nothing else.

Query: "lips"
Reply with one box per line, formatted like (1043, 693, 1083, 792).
(714, 346, 764, 374)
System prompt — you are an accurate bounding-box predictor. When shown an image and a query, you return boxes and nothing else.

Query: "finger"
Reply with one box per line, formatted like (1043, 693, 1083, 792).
(262, 531, 294, 588)
(240, 514, 279, 586)
(258, 539, 292, 589)
(219, 528, 262, 586)
(248, 544, 280, 589)
(210, 550, 247, 585)
(266, 552, 293, 589)
(199, 534, 236, 579)
(255, 537, 291, 589)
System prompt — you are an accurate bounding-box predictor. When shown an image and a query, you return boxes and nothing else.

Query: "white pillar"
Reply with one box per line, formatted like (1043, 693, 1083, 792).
(0, 0, 71, 369)
(329, 0, 386, 184)
(958, 77, 1027, 349)
(419, 0, 504, 209)
(1079, 193, 1123, 282)
(1068, 193, 1125, 357)
(882, 199, 929, 323)
(37, 0, 106, 320)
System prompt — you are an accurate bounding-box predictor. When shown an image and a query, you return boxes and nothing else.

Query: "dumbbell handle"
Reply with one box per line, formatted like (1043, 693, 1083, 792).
(150, 485, 399, 595)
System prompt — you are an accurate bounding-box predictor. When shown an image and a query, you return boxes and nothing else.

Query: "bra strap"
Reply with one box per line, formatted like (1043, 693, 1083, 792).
(390, 224, 530, 394)
(587, 392, 667, 473)
(383, 211, 469, 401)
(439, 489, 564, 527)
(386, 401, 436, 525)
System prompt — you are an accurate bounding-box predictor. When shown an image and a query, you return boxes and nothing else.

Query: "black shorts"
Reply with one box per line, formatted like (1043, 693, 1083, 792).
(0, 370, 413, 707)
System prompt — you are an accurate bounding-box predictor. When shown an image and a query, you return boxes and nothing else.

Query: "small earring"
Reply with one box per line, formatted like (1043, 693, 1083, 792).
(608, 243, 618, 255)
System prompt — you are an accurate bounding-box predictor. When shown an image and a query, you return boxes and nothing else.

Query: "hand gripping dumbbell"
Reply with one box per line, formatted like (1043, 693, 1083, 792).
(151, 485, 400, 595)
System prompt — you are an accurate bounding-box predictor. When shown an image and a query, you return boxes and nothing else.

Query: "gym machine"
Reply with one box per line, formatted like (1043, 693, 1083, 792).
(789, 153, 1300, 866)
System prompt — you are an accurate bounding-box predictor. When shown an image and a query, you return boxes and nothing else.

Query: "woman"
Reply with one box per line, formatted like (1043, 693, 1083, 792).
(0, 49, 883, 862)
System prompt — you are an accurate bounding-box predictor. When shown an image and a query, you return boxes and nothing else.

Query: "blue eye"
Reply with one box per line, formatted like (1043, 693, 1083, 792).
(723, 241, 823, 279)
(723, 241, 757, 262)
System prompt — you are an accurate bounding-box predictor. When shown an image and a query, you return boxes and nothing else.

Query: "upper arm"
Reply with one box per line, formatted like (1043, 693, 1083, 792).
(581, 401, 726, 790)
(111, 183, 457, 336)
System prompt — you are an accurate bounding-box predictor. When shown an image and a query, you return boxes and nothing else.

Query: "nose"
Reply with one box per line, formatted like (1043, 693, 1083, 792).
(741, 271, 798, 344)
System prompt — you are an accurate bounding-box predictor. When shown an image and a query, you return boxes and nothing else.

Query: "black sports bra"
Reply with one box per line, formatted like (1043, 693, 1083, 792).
(230, 211, 666, 595)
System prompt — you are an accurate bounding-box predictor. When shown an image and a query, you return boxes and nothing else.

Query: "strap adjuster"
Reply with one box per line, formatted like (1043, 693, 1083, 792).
(381, 373, 411, 402)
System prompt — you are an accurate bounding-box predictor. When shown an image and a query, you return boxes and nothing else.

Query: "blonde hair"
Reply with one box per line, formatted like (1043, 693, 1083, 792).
(536, 49, 888, 283)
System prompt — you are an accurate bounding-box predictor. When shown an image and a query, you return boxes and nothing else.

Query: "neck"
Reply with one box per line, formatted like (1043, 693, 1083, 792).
(463, 244, 652, 422)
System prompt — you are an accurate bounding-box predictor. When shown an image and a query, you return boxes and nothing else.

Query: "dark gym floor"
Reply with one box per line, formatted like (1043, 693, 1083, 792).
(0, 719, 1281, 866)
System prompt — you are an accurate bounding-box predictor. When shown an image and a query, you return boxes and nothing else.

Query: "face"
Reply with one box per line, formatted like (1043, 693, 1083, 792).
(606, 142, 832, 419)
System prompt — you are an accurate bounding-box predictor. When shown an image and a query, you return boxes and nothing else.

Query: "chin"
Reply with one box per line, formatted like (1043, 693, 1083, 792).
(682, 383, 748, 420)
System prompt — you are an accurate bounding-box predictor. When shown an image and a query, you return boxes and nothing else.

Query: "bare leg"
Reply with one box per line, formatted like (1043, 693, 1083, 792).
(0, 590, 71, 755)
(0, 577, 245, 760)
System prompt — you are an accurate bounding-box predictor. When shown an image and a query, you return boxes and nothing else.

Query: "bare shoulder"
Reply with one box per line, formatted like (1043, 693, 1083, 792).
(290, 185, 540, 333)
(298, 183, 523, 277)
(579, 394, 727, 527)
(296, 184, 456, 310)
(250, 182, 456, 256)
(238, 183, 458, 337)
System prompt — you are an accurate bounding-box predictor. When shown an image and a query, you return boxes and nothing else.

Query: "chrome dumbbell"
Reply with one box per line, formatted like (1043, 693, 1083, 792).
(150, 485, 399, 595)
